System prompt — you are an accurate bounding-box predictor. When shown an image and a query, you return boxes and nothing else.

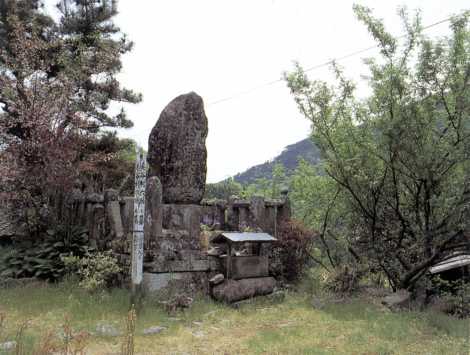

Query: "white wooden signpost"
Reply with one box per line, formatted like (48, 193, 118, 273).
(131, 148, 147, 289)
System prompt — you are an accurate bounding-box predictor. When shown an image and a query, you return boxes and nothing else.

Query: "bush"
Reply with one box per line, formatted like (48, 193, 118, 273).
(431, 276, 470, 318)
(271, 220, 317, 282)
(62, 251, 121, 292)
(0, 225, 92, 280)
(324, 264, 364, 295)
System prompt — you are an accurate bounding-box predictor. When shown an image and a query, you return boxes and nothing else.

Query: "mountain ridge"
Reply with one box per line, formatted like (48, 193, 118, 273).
(231, 137, 321, 184)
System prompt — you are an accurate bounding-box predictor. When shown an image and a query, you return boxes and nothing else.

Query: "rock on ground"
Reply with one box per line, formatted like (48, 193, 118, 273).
(381, 289, 411, 310)
(95, 323, 121, 337)
(212, 277, 276, 303)
(142, 326, 166, 335)
(209, 273, 224, 286)
(0, 341, 16, 351)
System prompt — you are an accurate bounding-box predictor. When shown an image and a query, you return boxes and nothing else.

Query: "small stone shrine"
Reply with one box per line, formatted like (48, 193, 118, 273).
(209, 232, 277, 303)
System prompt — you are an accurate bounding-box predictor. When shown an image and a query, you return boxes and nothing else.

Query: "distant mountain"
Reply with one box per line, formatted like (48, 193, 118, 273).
(232, 137, 321, 184)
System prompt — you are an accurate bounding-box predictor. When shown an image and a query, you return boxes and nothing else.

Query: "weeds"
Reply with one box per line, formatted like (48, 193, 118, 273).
(0, 282, 467, 354)
(121, 305, 136, 355)
(15, 320, 28, 355)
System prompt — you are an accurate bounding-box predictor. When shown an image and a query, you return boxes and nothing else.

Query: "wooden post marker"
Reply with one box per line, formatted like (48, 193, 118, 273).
(131, 148, 147, 303)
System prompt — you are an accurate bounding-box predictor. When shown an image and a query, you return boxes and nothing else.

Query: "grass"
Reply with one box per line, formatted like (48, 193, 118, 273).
(0, 281, 468, 354)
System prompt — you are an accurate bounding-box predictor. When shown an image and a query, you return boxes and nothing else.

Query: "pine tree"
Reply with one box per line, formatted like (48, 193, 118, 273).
(0, 0, 141, 229)
(56, 0, 142, 131)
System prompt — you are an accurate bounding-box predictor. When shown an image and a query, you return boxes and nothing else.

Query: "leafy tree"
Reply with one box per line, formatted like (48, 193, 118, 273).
(204, 178, 244, 200)
(242, 164, 288, 199)
(0, 0, 141, 228)
(271, 163, 286, 198)
(290, 159, 352, 270)
(286, 7, 470, 290)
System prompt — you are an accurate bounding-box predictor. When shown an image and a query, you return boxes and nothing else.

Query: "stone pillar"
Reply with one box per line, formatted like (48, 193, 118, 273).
(226, 196, 239, 231)
(162, 204, 202, 240)
(250, 195, 266, 231)
(147, 92, 208, 204)
(104, 189, 124, 239)
(144, 176, 163, 249)
(238, 207, 249, 231)
(278, 189, 291, 222)
(265, 206, 277, 235)
(214, 201, 227, 230)
(120, 196, 135, 236)
(90, 204, 105, 249)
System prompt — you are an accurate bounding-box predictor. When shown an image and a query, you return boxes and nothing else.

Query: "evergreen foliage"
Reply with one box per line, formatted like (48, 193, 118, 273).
(0, 0, 140, 230)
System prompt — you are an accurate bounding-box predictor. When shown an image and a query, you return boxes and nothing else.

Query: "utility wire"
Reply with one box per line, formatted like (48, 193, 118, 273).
(207, 14, 460, 106)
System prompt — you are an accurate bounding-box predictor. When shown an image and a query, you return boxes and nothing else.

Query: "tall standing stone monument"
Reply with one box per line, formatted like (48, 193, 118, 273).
(147, 92, 208, 204)
(144, 92, 210, 294)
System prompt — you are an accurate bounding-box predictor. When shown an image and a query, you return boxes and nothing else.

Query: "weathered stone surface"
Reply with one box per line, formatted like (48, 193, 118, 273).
(209, 273, 225, 285)
(144, 259, 209, 273)
(145, 177, 163, 249)
(201, 201, 226, 229)
(86, 193, 103, 203)
(208, 255, 223, 272)
(104, 189, 124, 239)
(142, 272, 208, 294)
(226, 196, 240, 231)
(265, 206, 277, 235)
(250, 196, 267, 231)
(148, 228, 208, 273)
(90, 204, 104, 247)
(148, 92, 208, 204)
(225, 255, 269, 280)
(162, 204, 201, 240)
(211, 277, 276, 303)
(382, 290, 411, 310)
(120, 196, 134, 235)
(238, 207, 249, 231)
(142, 326, 166, 335)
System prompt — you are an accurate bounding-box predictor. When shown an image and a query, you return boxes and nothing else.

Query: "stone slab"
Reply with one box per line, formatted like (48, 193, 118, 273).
(142, 272, 208, 294)
(144, 259, 209, 273)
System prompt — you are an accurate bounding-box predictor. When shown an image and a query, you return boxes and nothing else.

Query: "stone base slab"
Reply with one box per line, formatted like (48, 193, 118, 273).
(143, 272, 208, 294)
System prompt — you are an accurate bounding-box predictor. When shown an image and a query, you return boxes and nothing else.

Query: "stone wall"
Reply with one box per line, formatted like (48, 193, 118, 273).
(200, 195, 291, 237)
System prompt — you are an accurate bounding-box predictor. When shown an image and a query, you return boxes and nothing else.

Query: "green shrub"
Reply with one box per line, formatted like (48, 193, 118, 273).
(62, 251, 121, 292)
(0, 225, 92, 280)
(432, 276, 470, 318)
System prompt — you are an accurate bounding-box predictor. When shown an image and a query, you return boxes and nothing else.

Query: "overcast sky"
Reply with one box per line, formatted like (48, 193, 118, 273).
(112, 1, 468, 183)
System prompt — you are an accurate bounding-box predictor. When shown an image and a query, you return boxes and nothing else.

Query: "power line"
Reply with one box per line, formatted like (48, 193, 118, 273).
(207, 14, 459, 106)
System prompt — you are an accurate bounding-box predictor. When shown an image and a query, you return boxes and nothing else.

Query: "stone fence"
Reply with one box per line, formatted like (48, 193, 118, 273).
(1, 188, 291, 294)
(201, 195, 291, 237)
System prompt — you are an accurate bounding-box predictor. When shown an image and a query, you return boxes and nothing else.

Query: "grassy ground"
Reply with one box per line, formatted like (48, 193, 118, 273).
(0, 281, 468, 354)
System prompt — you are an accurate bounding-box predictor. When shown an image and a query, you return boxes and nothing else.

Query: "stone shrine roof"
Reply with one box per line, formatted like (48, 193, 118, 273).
(211, 232, 276, 244)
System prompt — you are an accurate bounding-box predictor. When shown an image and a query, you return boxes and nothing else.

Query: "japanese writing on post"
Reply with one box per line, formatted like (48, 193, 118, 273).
(131, 148, 147, 285)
